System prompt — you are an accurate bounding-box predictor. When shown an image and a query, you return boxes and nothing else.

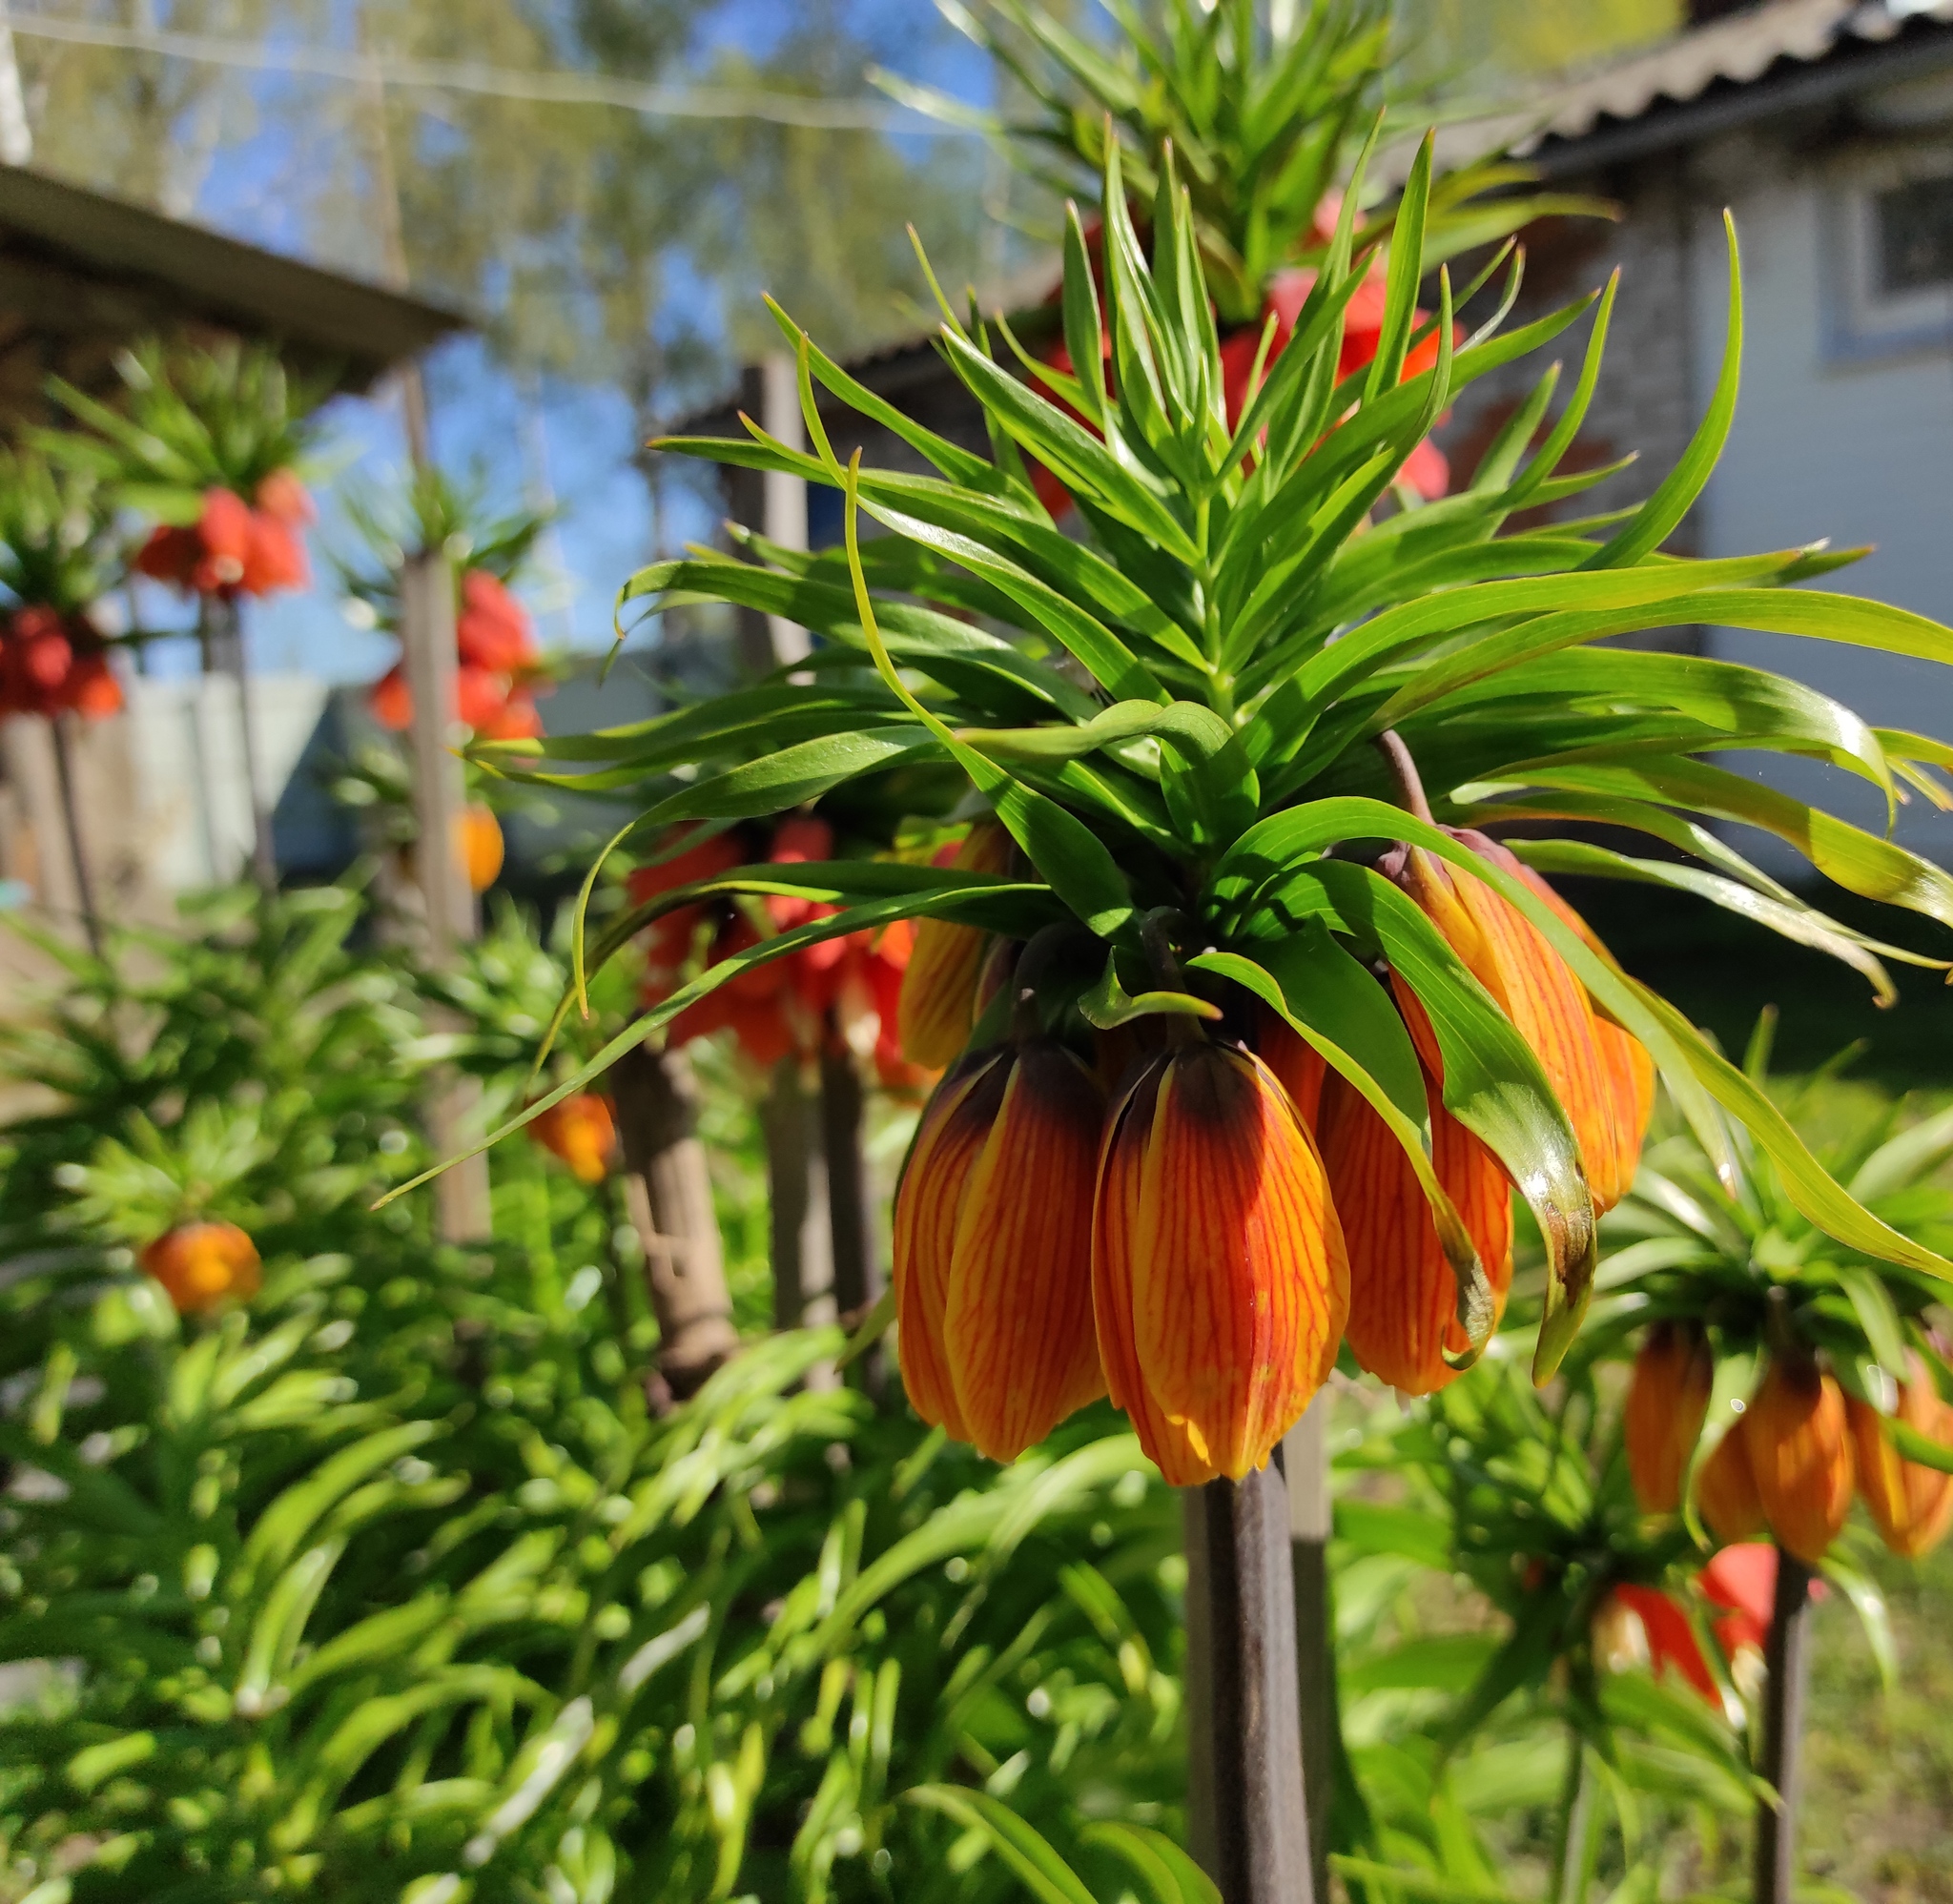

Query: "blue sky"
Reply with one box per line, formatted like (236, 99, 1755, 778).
(161, 0, 1001, 692)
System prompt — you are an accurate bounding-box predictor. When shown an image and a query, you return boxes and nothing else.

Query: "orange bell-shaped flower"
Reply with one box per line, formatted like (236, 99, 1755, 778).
(457, 804, 504, 894)
(1744, 1357, 1855, 1565)
(1507, 854, 1657, 1198)
(1401, 831, 1635, 1212)
(1093, 1037, 1348, 1484)
(1696, 1421, 1767, 1544)
(1316, 1065, 1511, 1396)
(896, 823, 1013, 1070)
(1625, 1321, 1716, 1514)
(892, 1040, 1106, 1460)
(142, 1220, 261, 1315)
(530, 1093, 617, 1185)
(1848, 1355, 1953, 1558)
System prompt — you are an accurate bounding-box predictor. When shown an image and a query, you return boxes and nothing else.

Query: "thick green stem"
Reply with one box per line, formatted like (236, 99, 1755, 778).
(1549, 1731, 1597, 1904)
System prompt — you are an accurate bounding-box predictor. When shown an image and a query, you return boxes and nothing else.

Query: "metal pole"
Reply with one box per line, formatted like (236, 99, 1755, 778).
(1284, 1399, 1334, 1900)
(1183, 1463, 1315, 1904)
(1753, 1547, 1815, 1904)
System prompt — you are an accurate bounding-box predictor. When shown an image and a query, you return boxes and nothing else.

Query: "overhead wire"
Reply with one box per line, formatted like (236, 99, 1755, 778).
(0, 5, 980, 134)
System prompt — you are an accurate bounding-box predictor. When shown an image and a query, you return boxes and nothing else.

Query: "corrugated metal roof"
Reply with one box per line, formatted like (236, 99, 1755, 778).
(1451, 0, 1953, 165)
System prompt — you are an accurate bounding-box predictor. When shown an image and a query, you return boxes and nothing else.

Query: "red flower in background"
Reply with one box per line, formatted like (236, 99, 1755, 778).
(0, 605, 122, 720)
(1601, 1544, 1829, 1714)
(135, 477, 314, 601)
(629, 819, 928, 1086)
(1609, 1583, 1718, 1704)
(368, 568, 546, 740)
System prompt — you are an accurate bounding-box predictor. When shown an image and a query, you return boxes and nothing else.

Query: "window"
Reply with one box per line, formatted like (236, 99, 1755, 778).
(1876, 174, 1953, 295)
(1821, 149, 1953, 364)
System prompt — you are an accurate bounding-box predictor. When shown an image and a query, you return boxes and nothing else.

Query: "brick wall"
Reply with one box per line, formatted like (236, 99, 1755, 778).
(1438, 158, 1702, 543)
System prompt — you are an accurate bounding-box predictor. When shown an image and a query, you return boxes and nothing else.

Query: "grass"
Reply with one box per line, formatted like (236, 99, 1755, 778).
(1801, 1542, 1953, 1902)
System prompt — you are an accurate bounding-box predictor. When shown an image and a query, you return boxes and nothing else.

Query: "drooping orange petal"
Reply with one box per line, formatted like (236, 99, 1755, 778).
(1407, 840, 1624, 1210)
(896, 824, 1013, 1069)
(1507, 852, 1657, 1198)
(944, 1044, 1107, 1460)
(891, 1053, 1008, 1440)
(1696, 1423, 1768, 1545)
(1624, 1321, 1715, 1514)
(1743, 1360, 1855, 1566)
(1128, 1045, 1348, 1480)
(1092, 1057, 1220, 1486)
(1318, 1068, 1511, 1396)
(1849, 1356, 1953, 1559)
(1255, 1004, 1327, 1129)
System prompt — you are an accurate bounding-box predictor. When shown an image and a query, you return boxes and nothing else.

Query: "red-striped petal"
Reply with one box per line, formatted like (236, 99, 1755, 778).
(891, 1053, 1008, 1440)
(1318, 1067, 1511, 1396)
(1123, 1044, 1348, 1480)
(944, 1044, 1107, 1460)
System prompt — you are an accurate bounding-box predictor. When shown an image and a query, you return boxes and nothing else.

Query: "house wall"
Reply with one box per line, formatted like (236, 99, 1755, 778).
(1688, 118, 1953, 870)
(1439, 159, 1701, 544)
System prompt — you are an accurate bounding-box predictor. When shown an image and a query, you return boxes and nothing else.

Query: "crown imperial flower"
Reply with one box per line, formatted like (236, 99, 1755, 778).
(1094, 1037, 1347, 1484)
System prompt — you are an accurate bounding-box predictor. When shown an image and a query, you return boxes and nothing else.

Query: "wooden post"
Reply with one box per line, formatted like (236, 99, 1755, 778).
(1183, 1462, 1316, 1904)
(820, 1034, 883, 1394)
(202, 594, 277, 891)
(47, 715, 100, 954)
(401, 551, 491, 1241)
(1284, 1398, 1334, 1900)
(760, 352, 812, 666)
(611, 1039, 739, 1401)
(1753, 1547, 1815, 1904)
(820, 1038, 876, 1319)
(761, 1054, 836, 1339)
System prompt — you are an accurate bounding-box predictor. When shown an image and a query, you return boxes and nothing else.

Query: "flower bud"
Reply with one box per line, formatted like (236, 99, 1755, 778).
(897, 824, 1013, 1069)
(457, 805, 504, 893)
(142, 1220, 261, 1314)
(1625, 1321, 1715, 1514)
(1093, 1040, 1347, 1484)
(530, 1094, 617, 1185)
(1316, 1067, 1511, 1396)
(1695, 1421, 1766, 1545)
(892, 1042, 1106, 1460)
(1743, 1359, 1854, 1566)
(1848, 1354, 1953, 1559)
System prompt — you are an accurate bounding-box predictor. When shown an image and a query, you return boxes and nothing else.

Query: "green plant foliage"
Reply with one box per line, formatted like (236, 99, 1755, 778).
(0, 888, 1187, 1899)
(333, 465, 550, 640)
(1329, 1353, 1758, 1894)
(874, 0, 1606, 323)
(464, 121, 1953, 1390)
(0, 1276, 1185, 1899)
(44, 341, 327, 526)
(0, 888, 428, 1254)
(0, 449, 120, 619)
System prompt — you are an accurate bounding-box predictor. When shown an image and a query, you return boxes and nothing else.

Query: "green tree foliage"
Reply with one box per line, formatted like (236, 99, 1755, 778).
(1403, 0, 1681, 84)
